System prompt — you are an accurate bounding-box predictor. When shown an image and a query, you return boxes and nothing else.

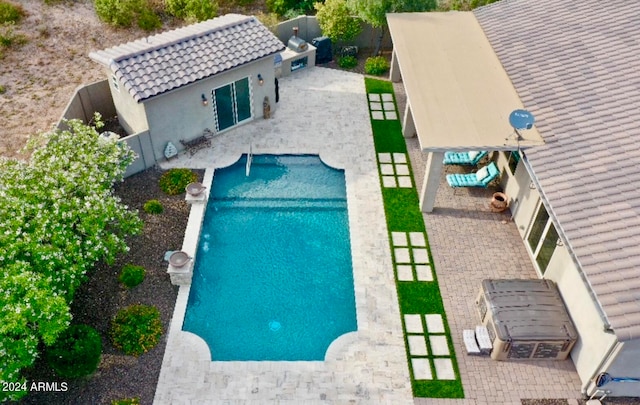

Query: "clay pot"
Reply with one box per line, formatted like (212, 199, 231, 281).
(491, 192, 508, 212)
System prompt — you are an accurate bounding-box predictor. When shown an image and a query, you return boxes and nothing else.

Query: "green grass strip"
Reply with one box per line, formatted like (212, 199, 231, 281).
(365, 77, 464, 399)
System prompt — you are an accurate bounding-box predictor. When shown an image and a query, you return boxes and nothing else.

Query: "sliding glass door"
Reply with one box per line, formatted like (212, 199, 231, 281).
(212, 77, 252, 132)
(527, 202, 559, 274)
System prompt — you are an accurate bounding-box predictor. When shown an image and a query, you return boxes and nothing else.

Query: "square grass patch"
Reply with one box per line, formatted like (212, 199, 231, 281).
(371, 119, 407, 152)
(397, 282, 445, 315)
(382, 188, 425, 232)
(365, 77, 394, 94)
(413, 380, 464, 399)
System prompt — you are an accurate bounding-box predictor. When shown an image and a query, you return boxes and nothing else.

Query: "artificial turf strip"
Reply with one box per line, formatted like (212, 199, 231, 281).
(365, 77, 465, 399)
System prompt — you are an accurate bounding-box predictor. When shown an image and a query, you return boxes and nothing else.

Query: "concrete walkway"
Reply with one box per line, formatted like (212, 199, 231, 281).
(153, 68, 413, 404)
(393, 84, 584, 405)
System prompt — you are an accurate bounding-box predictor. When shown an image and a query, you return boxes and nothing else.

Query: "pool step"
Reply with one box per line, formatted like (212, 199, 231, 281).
(211, 197, 347, 210)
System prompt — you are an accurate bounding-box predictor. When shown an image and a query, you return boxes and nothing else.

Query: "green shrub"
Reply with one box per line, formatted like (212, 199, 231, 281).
(0, 84, 5, 94)
(95, 0, 137, 27)
(364, 56, 390, 76)
(94, 0, 162, 29)
(0, 23, 27, 48)
(137, 8, 162, 31)
(119, 264, 146, 288)
(165, 0, 217, 22)
(283, 8, 305, 20)
(159, 168, 197, 195)
(45, 324, 102, 379)
(0, 1, 24, 24)
(143, 199, 163, 214)
(254, 12, 280, 33)
(338, 55, 358, 69)
(111, 304, 162, 356)
(112, 398, 141, 405)
(266, 0, 313, 17)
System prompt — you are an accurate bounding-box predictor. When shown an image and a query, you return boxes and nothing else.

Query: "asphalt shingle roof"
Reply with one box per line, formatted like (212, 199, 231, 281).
(89, 14, 285, 102)
(474, 0, 640, 341)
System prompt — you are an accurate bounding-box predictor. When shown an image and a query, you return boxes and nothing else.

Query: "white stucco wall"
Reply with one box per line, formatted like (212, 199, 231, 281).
(604, 340, 640, 396)
(544, 246, 619, 387)
(107, 69, 149, 134)
(497, 154, 626, 395)
(143, 57, 276, 161)
(497, 152, 538, 239)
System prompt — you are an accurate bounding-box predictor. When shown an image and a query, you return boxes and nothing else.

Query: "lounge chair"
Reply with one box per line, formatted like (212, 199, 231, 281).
(446, 162, 499, 188)
(443, 151, 488, 166)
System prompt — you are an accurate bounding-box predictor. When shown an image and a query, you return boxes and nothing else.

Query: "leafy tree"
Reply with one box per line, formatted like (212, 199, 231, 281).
(314, 0, 362, 48)
(347, 0, 437, 54)
(0, 116, 142, 400)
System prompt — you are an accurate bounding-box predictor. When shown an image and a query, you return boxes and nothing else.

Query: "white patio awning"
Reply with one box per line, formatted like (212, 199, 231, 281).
(387, 12, 545, 152)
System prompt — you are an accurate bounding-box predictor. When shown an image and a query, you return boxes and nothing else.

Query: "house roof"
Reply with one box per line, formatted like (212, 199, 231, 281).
(474, 0, 640, 341)
(89, 14, 285, 102)
(386, 12, 544, 152)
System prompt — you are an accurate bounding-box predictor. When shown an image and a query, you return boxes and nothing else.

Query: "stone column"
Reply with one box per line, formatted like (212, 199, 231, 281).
(419, 151, 444, 213)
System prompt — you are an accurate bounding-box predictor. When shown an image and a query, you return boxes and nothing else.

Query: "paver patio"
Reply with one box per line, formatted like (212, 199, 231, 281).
(393, 84, 584, 404)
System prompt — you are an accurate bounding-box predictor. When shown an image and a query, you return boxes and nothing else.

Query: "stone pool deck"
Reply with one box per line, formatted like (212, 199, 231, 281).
(154, 67, 413, 404)
(152, 67, 584, 404)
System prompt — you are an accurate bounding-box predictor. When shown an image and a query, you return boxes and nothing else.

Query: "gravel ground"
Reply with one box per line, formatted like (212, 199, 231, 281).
(20, 167, 202, 405)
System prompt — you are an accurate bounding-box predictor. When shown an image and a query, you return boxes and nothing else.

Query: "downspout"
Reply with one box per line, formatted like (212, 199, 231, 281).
(582, 338, 621, 397)
(520, 152, 611, 330)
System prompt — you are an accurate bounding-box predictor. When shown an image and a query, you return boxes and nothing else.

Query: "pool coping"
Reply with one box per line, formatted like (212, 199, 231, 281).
(167, 159, 359, 363)
(153, 68, 413, 404)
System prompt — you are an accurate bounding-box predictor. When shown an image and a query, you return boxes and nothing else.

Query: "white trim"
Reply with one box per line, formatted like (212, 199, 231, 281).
(211, 76, 253, 133)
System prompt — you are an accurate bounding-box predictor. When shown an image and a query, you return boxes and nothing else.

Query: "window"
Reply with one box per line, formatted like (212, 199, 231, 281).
(503, 151, 520, 175)
(111, 75, 119, 92)
(527, 202, 559, 274)
(212, 77, 252, 132)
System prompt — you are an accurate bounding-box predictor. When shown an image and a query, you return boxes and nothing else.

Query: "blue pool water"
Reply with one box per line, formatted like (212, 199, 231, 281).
(182, 155, 357, 361)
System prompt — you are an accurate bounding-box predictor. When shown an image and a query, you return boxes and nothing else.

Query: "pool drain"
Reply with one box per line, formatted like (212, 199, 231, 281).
(269, 320, 281, 331)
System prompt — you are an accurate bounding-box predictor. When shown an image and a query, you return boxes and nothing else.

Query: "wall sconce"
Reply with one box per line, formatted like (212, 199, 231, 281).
(556, 238, 564, 247)
(201, 94, 208, 106)
(257, 74, 264, 86)
(529, 181, 536, 190)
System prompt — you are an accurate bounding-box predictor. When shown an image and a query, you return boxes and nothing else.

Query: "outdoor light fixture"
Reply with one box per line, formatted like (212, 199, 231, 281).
(529, 181, 536, 190)
(201, 94, 208, 106)
(556, 238, 564, 247)
(257, 74, 264, 86)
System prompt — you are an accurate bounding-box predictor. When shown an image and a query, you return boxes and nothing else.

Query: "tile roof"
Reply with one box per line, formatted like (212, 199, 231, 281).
(474, 0, 640, 341)
(89, 14, 285, 102)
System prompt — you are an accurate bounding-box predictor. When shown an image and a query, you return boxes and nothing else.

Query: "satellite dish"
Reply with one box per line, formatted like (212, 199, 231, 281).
(509, 109, 535, 130)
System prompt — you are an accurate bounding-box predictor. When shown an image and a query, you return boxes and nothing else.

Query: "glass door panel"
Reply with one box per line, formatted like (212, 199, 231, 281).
(214, 84, 234, 131)
(536, 223, 558, 273)
(234, 77, 251, 123)
(527, 204, 549, 251)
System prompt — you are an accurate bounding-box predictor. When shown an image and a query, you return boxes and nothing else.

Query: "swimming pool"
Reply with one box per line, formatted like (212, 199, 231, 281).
(182, 155, 357, 361)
